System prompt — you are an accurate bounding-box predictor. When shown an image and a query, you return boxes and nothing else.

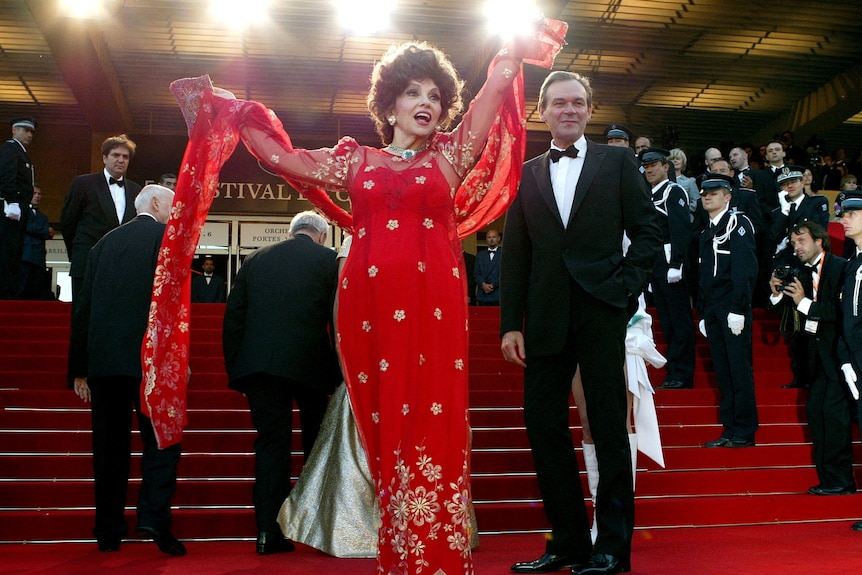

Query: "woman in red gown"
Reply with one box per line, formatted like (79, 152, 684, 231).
(149, 20, 565, 575)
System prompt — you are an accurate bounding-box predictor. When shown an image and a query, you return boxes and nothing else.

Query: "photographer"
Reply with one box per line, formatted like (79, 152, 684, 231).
(768, 222, 854, 495)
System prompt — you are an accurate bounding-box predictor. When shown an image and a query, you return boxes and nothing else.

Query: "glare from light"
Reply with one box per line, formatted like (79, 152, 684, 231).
(333, 0, 395, 36)
(59, 0, 104, 19)
(210, 0, 272, 29)
(484, 0, 542, 40)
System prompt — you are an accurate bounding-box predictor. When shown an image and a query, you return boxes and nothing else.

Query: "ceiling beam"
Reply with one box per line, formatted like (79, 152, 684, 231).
(25, 0, 134, 133)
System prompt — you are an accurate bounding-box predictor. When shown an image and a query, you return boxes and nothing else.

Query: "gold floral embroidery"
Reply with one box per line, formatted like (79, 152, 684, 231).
(418, 261, 426, 272)
(434, 308, 442, 320)
(362, 320, 372, 332)
(394, 309, 406, 322)
(419, 354, 426, 365)
(502, 67, 513, 79)
(431, 403, 443, 416)
(416, 176, 427, 184)
(270, 154, 280, 163)
(363, 180, 375, 189)
(341, 278, 348, 289)
(451, 267, 460, 278)
(358, 227, 366, 238)
(380, 359, 390, 372)
(454, 359, 464, 370)
(423, 218, 434, 229)
(372, 412, 379, 423)
(402, 403, 410, 415)
(387, 220, 399, 230)
(368, 265, 379, 277)
(358, 372, 368, 383)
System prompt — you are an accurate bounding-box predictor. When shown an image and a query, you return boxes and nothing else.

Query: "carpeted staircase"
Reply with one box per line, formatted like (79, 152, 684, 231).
(1, 299, 859, 543)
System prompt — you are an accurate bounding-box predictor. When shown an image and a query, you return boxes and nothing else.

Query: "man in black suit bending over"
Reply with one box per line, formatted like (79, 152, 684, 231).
(501, 71, 661, 575)
(61, 134, 141, 302)
(70, 185, 185, 556)
(223, 210, 341, 555)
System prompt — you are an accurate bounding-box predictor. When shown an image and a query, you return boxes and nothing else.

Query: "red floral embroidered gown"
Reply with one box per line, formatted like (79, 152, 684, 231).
(145, 20, 566, 575)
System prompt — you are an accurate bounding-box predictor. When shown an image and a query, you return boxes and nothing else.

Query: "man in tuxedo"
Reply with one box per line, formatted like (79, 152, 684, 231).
(501, 71, 661, 575)
(223, 210, 341, 555)
(61, 134, 141, 302)
(17, 184, 53, 299)
(69, 185, 185, 556)
(0, 116, 36, 299)
(191, 256, 226, 303)
(475, 228, 502, 306)
(768, 221, 853, 495)
(698, 174, 759, 448)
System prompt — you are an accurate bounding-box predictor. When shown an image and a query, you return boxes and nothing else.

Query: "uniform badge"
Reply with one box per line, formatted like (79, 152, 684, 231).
(821, 204, 827, 211)
(738, 227, 746, 237)
(679, 198, 686, 207)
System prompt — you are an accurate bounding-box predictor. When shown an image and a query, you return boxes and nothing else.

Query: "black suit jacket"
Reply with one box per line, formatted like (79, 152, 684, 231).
(191, 273, 226, 303)
(69, 215, 165, 379)
(786, 253, 845, 375)
(474, 247, 501, 302)
(222, 233, 340, 393)
(769, 194, 830, 262)
(500, 141, 661, 355)
(0, 139, 34, 205)
(60, 172, 141, 279)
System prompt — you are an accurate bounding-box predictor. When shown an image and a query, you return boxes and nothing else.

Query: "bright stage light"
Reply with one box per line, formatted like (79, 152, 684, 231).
(58, 0, 105, 19)
(209, 0, 272, 29)
(333, 0, 395, 36)
(483, 0, 542, 40)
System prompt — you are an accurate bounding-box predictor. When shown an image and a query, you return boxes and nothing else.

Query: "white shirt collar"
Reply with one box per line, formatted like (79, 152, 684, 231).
(651, 179, 670, 194)
(709, 207, 729, 226)
(550, 135, 588, 157)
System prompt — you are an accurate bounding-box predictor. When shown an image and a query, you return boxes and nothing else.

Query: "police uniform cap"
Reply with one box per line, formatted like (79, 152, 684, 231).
(604, 123, 630, 140)
(700, 172, 735, 194)
(10, 116, 36, 131)
(638, 146, 669, 165)
(837, 191, 862, 216)
(776, 165, 804, 185)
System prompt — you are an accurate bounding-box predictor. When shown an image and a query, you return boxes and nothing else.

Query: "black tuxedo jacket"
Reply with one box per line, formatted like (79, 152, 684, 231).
(69, 215, 165, 379)
(839, 255, 862, 368)
(474, 247, 501, 302)
(500, 140, 661, 356)
(60, 172, 141, 279)
(191, 273, 226, 303)
(797, 253, 845, 374)
(222, 233, 341, 393)
(0, 139, 34, 205)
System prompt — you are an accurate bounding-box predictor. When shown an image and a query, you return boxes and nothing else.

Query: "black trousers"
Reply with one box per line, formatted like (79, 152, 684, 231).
(0, 211, 27, 300)
(523, 280, 632, 562)
(806, 344, 854, 488)
(242, 373, 328, 534)
(89, 376, 181, 542)
(651, 269, 696, 384)
(703, 303, 758, 440)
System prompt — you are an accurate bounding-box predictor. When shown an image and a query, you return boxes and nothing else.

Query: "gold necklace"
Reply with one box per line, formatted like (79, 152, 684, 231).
(385, 142, 427, 160)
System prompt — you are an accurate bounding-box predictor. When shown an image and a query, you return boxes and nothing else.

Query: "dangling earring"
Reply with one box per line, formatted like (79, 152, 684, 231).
(387, 115, 397, 126)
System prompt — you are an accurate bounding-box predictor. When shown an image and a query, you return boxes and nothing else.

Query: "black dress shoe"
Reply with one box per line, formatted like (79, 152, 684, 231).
(659, 380, 692, 390)
(703, 437, 731, 448)
(136, 526, 187, 556)
(257, 531, 295, 555)
(808, 484, 855, 495)
(511, 552, 585, 573)
(97, 538, 121, 552)
(726, 437, 755, 448)
(851, 521, 862, 531)
(572, 553, 631, 574)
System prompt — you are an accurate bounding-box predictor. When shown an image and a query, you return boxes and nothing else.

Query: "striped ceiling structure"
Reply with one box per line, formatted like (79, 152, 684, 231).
(2, 0, 861, 153)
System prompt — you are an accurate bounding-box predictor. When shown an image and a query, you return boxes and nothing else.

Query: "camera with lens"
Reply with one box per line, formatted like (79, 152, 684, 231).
(772, 265, 799, 291)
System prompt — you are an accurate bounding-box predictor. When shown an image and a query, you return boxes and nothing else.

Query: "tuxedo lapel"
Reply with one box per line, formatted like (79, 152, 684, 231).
(570, 141, 605, 221)
(531, 152, 565, 229)
(122, 186, 137, 223)
(95, 175, 121, 227)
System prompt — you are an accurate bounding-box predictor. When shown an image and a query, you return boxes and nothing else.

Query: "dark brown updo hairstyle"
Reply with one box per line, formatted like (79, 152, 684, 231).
(367, 42, 464, 145)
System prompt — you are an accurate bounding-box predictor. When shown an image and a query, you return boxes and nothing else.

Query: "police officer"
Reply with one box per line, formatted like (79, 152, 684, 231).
(698, 174, 758, 448)
(640, 147, 695, 389)
(836, 192, 862, 530)
(603, 124, 631, 148)
(0, 116, 36, 299)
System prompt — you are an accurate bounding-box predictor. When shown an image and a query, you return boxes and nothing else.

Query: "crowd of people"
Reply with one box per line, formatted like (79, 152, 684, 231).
(4, 14, 862, 575)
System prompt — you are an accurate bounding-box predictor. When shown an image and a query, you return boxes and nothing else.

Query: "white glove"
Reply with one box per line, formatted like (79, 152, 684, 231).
(727, 312, 744, 336)
(841, 363, 859, 401)
(667, 267, 683, 284)
(778, 192, 791, 216)
(698, 319, 707, 338)
(3, 201, 21, 220)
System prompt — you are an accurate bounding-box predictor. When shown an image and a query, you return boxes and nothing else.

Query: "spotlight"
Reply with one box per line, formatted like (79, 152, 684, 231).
(333, 0, 395, 36)
(209, 0, 272, 29)
(483, 0, 542, 39)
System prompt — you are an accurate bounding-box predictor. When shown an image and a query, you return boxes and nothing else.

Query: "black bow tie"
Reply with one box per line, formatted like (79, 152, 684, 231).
(549, 145, 579, 163)
(109, 177, 124, 187)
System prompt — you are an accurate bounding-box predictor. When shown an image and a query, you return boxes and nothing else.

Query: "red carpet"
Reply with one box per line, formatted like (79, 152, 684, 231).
(3, 525, 862, 574)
